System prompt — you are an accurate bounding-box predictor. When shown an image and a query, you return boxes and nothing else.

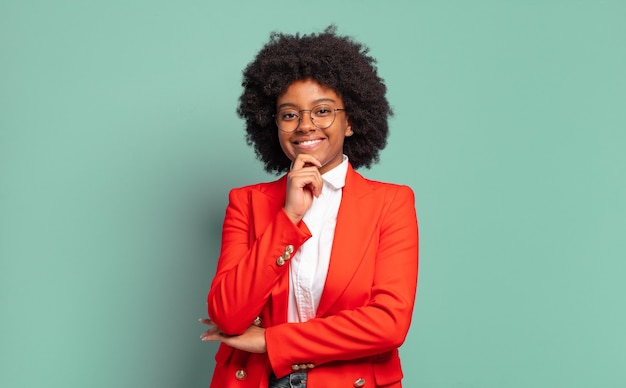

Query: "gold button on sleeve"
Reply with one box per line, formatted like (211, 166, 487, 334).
(235, 369, 247, 380)
(276, 257, 285, 266)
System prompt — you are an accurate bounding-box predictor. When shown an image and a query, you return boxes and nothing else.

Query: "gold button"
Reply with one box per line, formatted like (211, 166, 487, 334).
(292, 364, 300, 371)
(299, 364, 308, 370)
(282, 251, 291, 260)
(354, 377, 366, 387)
(307, 363, 315, 369)
(253, 316, 262, 327)
(276, 257, 285, 266)
(235, 369, 247, 380)
(285, 245, 294, 254)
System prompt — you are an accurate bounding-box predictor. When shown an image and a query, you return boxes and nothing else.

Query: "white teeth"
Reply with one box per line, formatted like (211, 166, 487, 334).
(298, 139, 322, 146)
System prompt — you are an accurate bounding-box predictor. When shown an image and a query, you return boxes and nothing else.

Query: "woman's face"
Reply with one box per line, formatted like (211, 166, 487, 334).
(276, 78, 352, 175)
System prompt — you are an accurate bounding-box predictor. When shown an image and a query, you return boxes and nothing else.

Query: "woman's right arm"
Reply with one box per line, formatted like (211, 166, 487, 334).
(207, 187, 310, 335)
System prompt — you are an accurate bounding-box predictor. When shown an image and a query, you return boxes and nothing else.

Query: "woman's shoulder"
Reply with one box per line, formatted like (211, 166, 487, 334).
(352, 170, 415, 196)
(228, 175, 288, 196)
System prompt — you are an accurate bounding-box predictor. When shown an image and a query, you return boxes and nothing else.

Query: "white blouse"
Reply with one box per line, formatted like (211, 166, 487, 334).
(287, 155, 349, 323)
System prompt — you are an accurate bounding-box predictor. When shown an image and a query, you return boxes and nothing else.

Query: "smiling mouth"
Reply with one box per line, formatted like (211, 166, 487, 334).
(294, 139, 324, 146)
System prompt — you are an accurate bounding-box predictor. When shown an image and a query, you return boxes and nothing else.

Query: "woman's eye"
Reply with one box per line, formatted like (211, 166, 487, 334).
(314, 107, 331, 116)
(281, 112, 298, 121)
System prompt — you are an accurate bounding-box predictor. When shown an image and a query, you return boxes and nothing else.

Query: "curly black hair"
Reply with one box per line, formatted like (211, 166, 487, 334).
(237, 26, 392, 174)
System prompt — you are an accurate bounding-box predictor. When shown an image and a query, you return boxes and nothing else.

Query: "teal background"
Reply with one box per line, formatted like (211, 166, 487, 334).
(1, 1, 625, 387)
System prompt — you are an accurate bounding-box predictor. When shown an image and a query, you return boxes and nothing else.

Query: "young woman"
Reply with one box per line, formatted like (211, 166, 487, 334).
(201, 26, 419, 388)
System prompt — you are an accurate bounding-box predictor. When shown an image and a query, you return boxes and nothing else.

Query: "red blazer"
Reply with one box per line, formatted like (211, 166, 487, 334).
(207, 164, 419, 388)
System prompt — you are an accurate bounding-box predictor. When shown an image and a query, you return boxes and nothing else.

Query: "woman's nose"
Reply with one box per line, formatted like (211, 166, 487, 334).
(296, 111, 316, 132)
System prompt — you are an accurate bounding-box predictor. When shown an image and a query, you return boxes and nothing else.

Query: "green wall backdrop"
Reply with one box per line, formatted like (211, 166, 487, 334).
(1, 1, 625, 387)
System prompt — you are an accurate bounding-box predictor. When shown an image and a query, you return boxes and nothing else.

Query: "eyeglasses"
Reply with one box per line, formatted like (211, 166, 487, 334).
(275, 104, 346, 133)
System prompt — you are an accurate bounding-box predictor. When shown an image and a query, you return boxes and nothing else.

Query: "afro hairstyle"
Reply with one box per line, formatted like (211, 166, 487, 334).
(237, 25, 392, 174)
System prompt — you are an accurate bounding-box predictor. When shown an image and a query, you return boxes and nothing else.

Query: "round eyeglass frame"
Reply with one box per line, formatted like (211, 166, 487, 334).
(274, 106, 346, 133)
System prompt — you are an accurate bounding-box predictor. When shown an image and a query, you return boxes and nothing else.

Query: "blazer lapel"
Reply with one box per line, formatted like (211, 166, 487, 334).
(316, 165, 377, 316)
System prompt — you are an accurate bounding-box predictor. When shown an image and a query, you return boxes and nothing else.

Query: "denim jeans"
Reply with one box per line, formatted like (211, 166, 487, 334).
(268, 372, 307, 388)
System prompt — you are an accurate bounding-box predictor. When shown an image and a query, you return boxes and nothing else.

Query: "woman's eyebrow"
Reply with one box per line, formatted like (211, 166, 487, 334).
(276, 102, 296, 110)
(277, 98, 337, 110)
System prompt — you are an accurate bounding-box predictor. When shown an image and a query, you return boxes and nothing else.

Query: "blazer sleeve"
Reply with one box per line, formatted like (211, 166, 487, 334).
(265, 185, 419, 377)
(207, 187, 311, 335)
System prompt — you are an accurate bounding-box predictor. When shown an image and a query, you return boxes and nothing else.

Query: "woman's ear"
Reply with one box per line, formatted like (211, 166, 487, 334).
(345, 120, 353, 137)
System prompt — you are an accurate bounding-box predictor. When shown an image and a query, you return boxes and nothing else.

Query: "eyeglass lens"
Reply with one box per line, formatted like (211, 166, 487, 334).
(276, 105, 338, 132)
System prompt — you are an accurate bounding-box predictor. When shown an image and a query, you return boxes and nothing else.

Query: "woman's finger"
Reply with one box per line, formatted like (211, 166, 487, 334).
(292, 154, 321, 171)
(198, 318, 215, 327)
(289, 169, 323, 195)
(200, 326, 221, 341)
